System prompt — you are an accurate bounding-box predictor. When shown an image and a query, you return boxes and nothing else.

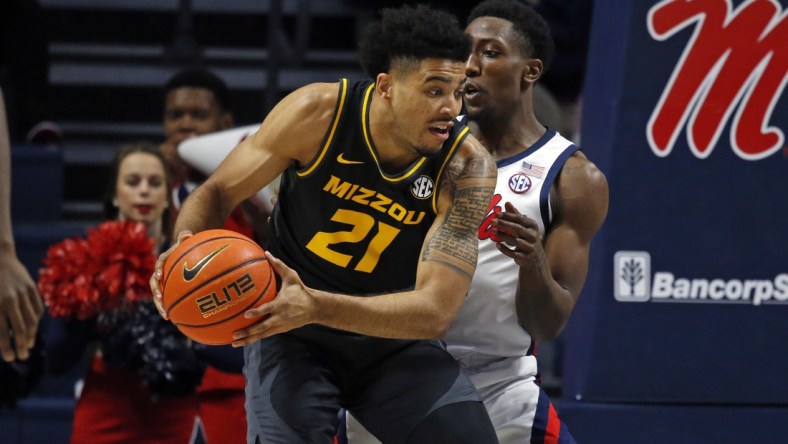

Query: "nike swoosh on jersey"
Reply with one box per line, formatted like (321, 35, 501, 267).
(182, 244, 230, 281)
(337, 153, 364, 165)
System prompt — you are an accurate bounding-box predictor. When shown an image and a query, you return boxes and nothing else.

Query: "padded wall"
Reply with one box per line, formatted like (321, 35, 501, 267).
(563, 0, 788, 404)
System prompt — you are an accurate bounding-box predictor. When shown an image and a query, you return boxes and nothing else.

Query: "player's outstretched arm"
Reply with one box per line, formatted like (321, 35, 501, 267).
(232, 136, 497, 344)
(494, 151, 609, 340)
(0, 88, 44, 361)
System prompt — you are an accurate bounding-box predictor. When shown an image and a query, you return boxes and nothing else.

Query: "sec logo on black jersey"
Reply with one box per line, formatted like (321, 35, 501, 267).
(411, 175, 434, 199)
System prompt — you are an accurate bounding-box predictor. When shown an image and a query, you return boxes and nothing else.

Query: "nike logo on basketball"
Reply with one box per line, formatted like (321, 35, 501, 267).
(337, 153, 364, 165)
(183, 244, 230, 281)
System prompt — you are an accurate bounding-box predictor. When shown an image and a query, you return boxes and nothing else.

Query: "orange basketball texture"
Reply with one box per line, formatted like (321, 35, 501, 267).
(161, 229, 277, 345)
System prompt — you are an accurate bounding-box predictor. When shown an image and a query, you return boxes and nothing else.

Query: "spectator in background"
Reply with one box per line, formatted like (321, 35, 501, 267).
(160, 67, 250, 444)
(43, 143, 206, 442)
(0, 86, 46, 408)
(161, 67, 268, 244)
(160, 68, 233, 195)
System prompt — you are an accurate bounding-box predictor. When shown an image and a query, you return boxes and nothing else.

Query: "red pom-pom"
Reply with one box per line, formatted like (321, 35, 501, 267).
(39, 221, 156, 319)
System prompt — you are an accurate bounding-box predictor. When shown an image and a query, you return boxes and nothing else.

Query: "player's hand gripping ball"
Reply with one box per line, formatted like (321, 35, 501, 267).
(160, 229, 277, 345)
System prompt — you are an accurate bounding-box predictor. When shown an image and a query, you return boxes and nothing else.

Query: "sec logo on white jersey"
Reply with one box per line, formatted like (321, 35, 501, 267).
(508, 173, 532, 194)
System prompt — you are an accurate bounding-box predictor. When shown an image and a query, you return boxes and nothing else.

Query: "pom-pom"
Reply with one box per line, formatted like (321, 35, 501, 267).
(39, 222, 203, 399)
(39, 221, 156, 319)
(98, 302, 205, 398)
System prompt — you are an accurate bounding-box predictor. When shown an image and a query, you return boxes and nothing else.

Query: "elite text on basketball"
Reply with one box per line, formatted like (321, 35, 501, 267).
(196, 273, 255, 317)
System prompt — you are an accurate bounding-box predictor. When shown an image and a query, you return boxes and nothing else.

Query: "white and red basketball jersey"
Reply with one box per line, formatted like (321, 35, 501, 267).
(444, 129, 578, 365)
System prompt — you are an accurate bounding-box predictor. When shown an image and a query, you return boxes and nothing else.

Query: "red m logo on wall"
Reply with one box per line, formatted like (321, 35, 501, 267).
(647, 0, 788, 160)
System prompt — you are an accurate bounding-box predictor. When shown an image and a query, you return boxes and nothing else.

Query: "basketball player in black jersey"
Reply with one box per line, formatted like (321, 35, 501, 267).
(151, 4, 499, 444)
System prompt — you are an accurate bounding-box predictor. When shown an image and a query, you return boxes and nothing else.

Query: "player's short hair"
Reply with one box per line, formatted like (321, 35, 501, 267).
(468, 0, 555, 72)
(164, 67, 232, 112)
(358, 4, 471, 78)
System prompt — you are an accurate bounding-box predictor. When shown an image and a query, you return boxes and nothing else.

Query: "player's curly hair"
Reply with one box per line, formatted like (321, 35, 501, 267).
(468, 0, 555, 72)
(358, 4, 471, 78)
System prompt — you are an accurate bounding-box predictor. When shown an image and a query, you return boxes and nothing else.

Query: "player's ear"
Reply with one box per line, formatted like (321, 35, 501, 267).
(376, 73, 393, 101)
(522, 58, 543, 87)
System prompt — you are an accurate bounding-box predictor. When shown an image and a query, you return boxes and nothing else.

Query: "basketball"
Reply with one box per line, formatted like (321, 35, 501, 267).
(160, 229, 277, 345)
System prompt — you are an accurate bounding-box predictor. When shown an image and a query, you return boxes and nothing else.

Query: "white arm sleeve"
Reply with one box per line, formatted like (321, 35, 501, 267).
(177, 124, 277, 213)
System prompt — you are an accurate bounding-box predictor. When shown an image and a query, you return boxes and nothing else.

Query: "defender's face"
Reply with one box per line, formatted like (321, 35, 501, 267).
(115, 152, 169, 226)
(464, 17, 528, 120)
(163, 87, 231, 145)
(390, 58, 466, 156)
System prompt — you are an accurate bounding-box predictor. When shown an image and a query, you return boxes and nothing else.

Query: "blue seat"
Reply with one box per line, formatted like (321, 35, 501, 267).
(10, 145, 64, 223)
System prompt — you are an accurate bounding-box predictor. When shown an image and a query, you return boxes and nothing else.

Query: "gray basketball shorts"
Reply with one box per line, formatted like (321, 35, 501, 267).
(244, 325, 482, 443)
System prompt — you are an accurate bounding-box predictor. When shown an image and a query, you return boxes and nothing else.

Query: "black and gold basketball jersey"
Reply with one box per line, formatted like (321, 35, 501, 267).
(267, 79, 469, 295)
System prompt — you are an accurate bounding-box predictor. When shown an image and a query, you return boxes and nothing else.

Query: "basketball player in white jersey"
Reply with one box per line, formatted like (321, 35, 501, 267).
(448, 0, 608, 441)
(347, 1, 608, 442)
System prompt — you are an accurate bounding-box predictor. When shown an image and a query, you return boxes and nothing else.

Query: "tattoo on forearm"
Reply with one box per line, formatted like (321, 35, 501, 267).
(423, 156, 496, 278)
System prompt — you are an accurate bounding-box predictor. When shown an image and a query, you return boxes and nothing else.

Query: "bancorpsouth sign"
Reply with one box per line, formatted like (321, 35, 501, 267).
(561, 0, 788, 407)
(614, 251, 788, 306)
(647, 0, 788, 160)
